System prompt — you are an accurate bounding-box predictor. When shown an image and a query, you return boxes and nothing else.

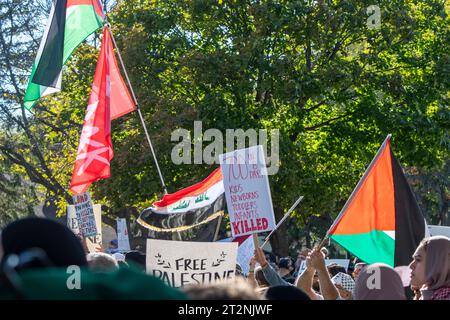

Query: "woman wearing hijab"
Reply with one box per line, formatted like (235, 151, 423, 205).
(354, 263, 406, 300)
(409, 236, 450, 300)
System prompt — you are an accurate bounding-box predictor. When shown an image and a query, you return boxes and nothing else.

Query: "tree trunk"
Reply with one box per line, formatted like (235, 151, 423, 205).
(269, 206, 289, 257)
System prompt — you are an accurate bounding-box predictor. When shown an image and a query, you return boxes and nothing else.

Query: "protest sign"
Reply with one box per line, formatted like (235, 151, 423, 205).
(67, 204, 102, 253)
(72, 192, 97, 237)
(219, 145, 276, 237)
(117, 218, 131, 252)
(298, 258, 351, 275)
(218, 235, 255, 276)
(428, 225, 450, 238)
(298, 260, 307, 275)
(146, 239, 238, 288)
(325, 259, 350, 271)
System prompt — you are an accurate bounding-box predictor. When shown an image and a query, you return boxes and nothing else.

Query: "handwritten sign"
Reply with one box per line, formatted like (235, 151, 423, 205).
(72, 192, 97, 237)
(117, 218, 131, 252)
(325, 259, 350, 271)
(146, 239, 238, 288)
(67, 204, 102, 253)
(298, 259, 351, 275)
(219, 145, 276, 237)
(218, 235, 255, 276)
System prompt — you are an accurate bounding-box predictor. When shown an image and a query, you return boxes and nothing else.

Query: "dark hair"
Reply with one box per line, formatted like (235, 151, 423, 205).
(124, 250, 146, 271)
(327, 264, 346, 277)
(278, 257, 292, 269)
(1, 217, 87, 269)
(263, 250, 277, 263)
(254, 267, 270, 287)
(265, 285, 311, 300)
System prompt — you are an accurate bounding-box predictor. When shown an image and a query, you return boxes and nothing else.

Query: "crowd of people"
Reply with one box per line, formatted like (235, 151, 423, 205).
(0, 217, 448, 300)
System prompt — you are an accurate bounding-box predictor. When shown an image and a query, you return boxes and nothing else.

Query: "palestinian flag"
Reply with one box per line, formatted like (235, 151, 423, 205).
(23, 0, 104, 110)
(328, 135, 427, 267)
(138, 168, 225, 232)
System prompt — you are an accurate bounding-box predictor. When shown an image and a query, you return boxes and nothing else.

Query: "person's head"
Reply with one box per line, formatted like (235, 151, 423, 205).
(87, 252, 119, 272)
(327, 263, 346, 277)
(352, 262, 368, 280)
(354, 263, 406, 300)
(235, 263, 244, 277)
(312, 271, 320, 292)
(254, 266, 270, 287)
(409, 236, 450, 290)
(183, 277, 260, 300)
(0, 217, 87, 270)
(278, 257, 294, 271)
(124, 250, 146, 271)
(298, 248, 311, 259)
(331, 272, 355, 300)
(112, 252, 125, 262)
(112, 252, 129, 269)
(109, 239, 118, 249)
(265, 285, 311, 300)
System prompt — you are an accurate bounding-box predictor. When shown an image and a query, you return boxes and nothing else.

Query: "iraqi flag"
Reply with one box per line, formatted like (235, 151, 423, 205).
(137, 168, 225, 232)
(328, 135, 428, 267)
(24, 0, 104, 110)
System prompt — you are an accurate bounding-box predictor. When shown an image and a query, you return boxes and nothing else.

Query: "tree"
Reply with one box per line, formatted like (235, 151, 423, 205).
(1, 0, 448, 257)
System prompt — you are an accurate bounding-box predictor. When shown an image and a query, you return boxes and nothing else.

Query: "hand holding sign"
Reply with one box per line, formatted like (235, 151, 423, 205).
(255, 247, 269, 268)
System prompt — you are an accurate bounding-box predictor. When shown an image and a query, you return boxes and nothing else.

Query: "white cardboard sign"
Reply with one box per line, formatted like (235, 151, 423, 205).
(72, 192, 97, 237)
(117, 218, 131, 252)
(218, 235, 255, 276)
(67, 204, 102, 253)
(219, 145, 276, 237)
(146, 239, 238, 288)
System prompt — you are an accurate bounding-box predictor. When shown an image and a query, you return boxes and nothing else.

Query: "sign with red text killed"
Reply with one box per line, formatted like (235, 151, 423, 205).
(219, 145, 276, 237)
(146, 239, 237, 288)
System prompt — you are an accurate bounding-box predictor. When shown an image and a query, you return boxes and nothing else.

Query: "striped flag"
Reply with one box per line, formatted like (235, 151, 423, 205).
(329, 135, 428, 267)
(138, 168, 225, 232)
(24, 0, 104, 109)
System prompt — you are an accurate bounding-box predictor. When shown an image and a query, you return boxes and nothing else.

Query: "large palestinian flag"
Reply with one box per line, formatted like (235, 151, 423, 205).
(328, 135, 427, 267)
(24, 0, 104, 110)
(138, 168, 225, 232)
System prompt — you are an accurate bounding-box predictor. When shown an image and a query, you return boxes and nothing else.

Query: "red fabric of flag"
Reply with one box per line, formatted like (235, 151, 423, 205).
(70, 28, 114, 194)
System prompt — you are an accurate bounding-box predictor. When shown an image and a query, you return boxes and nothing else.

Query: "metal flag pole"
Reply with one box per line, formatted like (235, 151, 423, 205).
(260, 195, 304, 249)
(213, 214, 223, 242)
(106, 24, 168, 194)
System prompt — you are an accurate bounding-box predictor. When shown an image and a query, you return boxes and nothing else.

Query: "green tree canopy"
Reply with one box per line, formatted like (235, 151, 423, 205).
(1, 0, 448, 255)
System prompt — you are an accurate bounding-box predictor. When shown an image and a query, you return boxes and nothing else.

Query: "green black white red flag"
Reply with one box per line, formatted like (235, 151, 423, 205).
(328, 135, 428, 267)
(23, 0, 104, 109)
